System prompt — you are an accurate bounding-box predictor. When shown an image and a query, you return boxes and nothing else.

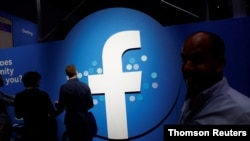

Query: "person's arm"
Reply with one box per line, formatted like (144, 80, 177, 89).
(87, 88, 94, 110)
(44, 92, 57, 118)
(0, 91, 14, 105)
(55, 86, 67, 116)
(14, 94, 23, 119)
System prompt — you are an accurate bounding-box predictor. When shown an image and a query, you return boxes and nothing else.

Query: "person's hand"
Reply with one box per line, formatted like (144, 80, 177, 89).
(54, 100, 59, 109)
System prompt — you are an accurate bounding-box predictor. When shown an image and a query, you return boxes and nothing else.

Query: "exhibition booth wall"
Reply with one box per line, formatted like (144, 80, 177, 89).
(0, 8, 249, 141)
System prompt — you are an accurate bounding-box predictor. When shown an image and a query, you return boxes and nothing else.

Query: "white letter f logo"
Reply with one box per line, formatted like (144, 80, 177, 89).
(88, 31, 142, 139)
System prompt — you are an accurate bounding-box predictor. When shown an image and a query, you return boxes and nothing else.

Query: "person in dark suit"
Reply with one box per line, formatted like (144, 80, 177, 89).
(178, 31, 250, 124)
(14, 71, 58, 141)
(0, 75, 14, 141)
(55, 64, 94, 141)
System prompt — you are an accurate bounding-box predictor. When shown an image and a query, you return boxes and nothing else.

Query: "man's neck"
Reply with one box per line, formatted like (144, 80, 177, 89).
(69, 75, 77, 79)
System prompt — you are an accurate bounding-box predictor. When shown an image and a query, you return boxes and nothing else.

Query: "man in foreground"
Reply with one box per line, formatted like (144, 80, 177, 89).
(179, 31, 250, 124)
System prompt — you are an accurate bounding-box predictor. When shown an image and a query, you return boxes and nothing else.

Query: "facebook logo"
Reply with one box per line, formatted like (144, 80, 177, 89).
(63, 7, 183, 141)
(88, 31, 142, 139)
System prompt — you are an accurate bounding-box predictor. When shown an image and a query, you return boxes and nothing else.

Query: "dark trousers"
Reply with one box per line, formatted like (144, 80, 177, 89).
(0, 113, 12, 141)
(0, 123, 12, 141)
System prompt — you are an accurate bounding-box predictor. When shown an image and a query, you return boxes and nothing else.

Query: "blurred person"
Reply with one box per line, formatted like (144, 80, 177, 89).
(178, 31, 250, 124)
(0, 75, 14, 141)
(14, 71, 58, 141)
(55, 64, 95, 141)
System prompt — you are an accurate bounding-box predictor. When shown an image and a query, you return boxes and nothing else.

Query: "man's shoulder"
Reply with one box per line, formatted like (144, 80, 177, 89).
(61, 79, 87, 88)
(227, 87, 250, 104)
(15, 90, 26, 96)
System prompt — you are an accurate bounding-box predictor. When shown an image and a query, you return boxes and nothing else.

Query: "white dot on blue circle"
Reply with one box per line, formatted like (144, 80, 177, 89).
(152, 82, 158, 89)
(83, 71, 89, 76)
(97, 68, 102, 74)
(141, 55, 147, 62)
(129, 96, 136, 102)
(126, 64, 132, 70)
(133, 64, 139, 70)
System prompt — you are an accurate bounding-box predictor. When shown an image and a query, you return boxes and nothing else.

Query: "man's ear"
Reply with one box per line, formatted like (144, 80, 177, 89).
(216, 56, 226, 72)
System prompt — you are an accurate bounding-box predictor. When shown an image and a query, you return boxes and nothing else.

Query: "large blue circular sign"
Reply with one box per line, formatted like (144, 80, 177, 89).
(63, 7, 183, 140)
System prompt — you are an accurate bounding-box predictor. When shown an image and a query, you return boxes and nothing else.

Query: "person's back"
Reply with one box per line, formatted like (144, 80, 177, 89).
(15, 89, 53, 119)
(60, 78, 93, 125)
(14, 71, 57, 141)
(178, 31, 250, 125)
(55, 64, 94, 141)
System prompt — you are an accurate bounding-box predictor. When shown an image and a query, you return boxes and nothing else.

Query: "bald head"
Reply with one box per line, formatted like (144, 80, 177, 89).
(183, 31, 225, 58)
